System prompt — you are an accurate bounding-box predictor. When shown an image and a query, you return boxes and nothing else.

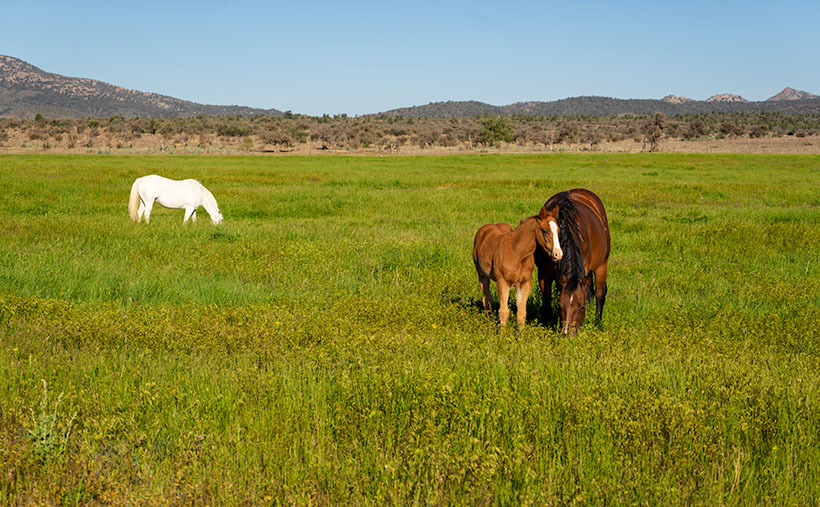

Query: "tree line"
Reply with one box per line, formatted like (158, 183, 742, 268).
(1, 111, 818, 152)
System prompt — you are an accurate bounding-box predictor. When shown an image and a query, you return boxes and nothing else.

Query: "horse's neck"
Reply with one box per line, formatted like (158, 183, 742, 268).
(506, 219, 537, 258)
(200, 187, 217, 213)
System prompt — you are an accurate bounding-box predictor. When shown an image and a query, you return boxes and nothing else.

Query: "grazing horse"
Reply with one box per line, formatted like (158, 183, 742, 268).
(473, 207, 563, 329)
(128, 175, 223, 225)
(534, 189, 610, 335)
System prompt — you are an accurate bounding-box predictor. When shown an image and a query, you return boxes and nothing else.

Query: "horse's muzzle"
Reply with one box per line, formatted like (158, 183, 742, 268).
(563, 327, 578, 337)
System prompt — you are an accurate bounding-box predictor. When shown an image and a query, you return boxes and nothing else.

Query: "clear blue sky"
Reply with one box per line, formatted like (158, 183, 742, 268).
(3, 0, 818, 116)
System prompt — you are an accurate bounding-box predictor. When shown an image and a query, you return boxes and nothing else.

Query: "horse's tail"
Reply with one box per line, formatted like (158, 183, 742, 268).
(128, 178, 141, 221)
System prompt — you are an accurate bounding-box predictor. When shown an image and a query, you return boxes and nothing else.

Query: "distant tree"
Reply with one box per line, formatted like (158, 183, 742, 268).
(641, 113, 665, 152)
(556, 123, 579, 144)
(288, 126, 309, 144)
(682, 119, 708, 140)
(412, 127, 440, 148)
(260, 128, 292, 147)
(749, 125, 768, 139)
(478, 116, 513, 146)
(216, 123, 252, 137)
(531, 129, 557, 149)
(513, 125, 535, 146)
(581, 128, 603, 150)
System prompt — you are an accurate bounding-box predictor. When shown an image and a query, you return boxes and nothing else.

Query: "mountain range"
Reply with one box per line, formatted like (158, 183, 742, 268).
(0, 54, 282, 118)
(2, 54, 819, 118)
(381, 90, 820, 118)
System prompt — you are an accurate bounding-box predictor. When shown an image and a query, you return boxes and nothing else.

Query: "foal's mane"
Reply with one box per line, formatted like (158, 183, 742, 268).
(545, 192, 585, 292)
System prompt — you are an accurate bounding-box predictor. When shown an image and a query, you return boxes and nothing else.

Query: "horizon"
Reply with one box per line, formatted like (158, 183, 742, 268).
(2, 1, 819, 116)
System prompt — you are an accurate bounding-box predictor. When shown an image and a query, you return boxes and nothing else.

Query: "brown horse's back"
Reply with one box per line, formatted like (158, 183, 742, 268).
(473, 222, 513, 278)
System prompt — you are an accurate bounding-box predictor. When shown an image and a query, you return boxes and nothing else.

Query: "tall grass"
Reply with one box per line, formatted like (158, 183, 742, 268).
(1, 153, 819, 503)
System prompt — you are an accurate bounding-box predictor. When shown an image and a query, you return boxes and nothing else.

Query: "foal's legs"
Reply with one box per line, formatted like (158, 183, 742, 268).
(594, 263, 608, 329)
(497, 279, 511, 328)
(478, 275, 493, 312)
(515, 280, 531, 330)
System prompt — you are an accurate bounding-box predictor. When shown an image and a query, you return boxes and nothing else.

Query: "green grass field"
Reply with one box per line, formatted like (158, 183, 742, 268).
(1, 153, 820, 504)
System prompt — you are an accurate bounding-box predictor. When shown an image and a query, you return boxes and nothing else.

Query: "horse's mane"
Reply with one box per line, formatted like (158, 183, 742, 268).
(545, 192, 585, 292)
(199, 183, 218, 208)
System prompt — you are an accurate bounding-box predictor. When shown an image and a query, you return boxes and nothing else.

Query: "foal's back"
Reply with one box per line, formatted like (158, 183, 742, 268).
(473, 222, 513, 278)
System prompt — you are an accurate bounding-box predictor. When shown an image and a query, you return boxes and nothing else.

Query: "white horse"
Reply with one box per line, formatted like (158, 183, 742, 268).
(129, 174, 224, 224)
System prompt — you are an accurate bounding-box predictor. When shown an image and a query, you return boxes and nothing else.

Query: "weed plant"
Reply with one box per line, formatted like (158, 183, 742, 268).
(1, 154, 819, 503)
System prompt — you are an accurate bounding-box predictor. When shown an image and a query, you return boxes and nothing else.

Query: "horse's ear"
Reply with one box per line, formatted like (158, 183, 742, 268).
(540, 204, 558, 220)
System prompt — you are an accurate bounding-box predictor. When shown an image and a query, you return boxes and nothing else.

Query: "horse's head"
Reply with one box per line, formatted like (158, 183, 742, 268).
(558, 278, 587, 336)
(211, 210, 224, 225)
(537, 206, 563, 261)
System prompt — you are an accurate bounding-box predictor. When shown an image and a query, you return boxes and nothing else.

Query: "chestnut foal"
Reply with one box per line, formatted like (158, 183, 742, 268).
(473, 207, 563, 329)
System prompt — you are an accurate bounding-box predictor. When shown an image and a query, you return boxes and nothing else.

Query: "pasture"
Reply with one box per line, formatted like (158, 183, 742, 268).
(1, 153, 819, 504)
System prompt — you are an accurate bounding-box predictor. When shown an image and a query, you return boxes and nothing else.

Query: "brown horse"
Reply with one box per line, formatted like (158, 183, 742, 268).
(473, 207, 563, 329)
(534, 189, 610, 335)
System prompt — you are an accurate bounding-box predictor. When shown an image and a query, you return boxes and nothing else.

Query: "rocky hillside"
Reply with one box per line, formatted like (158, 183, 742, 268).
(0, 54, 282, 118)
(662, 95, 693, 104)
(706, 94, 748, 103)
(766, 87, 819, 101)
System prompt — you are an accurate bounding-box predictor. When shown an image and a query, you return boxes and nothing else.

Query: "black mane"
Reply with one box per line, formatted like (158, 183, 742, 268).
(545, 192, 585, 292)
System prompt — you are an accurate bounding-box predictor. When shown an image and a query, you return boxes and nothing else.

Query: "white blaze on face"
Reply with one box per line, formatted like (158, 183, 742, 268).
(550, 220, 563, 260)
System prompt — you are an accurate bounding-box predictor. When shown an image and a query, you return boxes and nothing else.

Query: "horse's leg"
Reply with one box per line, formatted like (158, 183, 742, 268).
(497, 279, 511, 329)
(478, 275, 493, 312)
(538, 269, 555, 326)
(143, 199, 155, 224)
(594, 263, 608, 329)
(183, 207, 195, 224)
(191, 209, 197, 223)
(515, 280, 531, 330)
(137, 201, 146, 223)
(534, 248, 553, 325)
(542, 275, 555, 326)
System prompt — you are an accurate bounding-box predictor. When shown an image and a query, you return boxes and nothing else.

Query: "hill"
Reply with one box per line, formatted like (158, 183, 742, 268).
(766, 87, 818, 101)
(0, 54, 282, 118)
(379, 89, 820, 118)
